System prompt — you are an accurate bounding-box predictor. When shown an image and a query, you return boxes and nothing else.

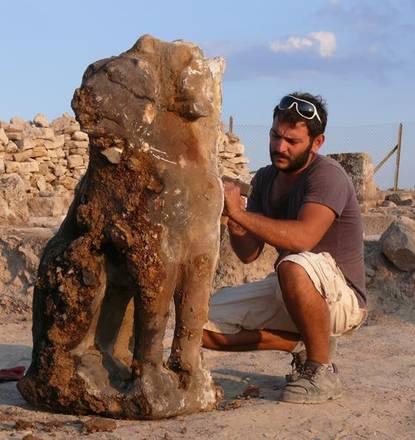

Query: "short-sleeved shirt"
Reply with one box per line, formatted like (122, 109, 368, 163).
(247, 154, 366, 307)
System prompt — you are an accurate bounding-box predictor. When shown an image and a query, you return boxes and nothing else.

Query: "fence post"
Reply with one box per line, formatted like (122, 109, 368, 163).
(229, 116, 233, 134)
(393, 123, 403, 191)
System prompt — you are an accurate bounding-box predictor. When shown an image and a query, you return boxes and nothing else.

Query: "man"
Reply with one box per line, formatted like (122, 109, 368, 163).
(202, 92, 367, 404)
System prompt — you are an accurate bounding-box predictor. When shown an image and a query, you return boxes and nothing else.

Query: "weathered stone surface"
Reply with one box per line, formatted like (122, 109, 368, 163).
(71, 130, 89, 141)
(16, 137, 34, 151)
(6, 141, 19, 153)
(362, 213, 395, 236)
(385, 192, 413, 206)
(225, 141, 244, 155)
(14, 149, 33, 162)
(380, 217, 415, 271)
(328, 153, 378, 208)
(10, 116, 27, 129)
(214, 228, 275, 290)
(7, 131, 24, 141)
(0, 128, 8, 145)
(33, 113, 50, 128)
(0, 227, 54, 318)
(67, 154, 83, 168)
(18, 35, 225, 419)
(27, 194, 71, 217)
(0, 174, 29, 225)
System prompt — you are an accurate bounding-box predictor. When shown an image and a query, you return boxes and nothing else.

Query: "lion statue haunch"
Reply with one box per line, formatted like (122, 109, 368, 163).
(18, 35, 225, 419)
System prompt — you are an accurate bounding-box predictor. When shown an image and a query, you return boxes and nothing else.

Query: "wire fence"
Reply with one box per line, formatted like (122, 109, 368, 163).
(224, 120, 415, 190)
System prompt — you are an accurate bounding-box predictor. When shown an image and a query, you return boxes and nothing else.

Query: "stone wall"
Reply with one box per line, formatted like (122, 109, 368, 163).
(0, 114, 88, 195)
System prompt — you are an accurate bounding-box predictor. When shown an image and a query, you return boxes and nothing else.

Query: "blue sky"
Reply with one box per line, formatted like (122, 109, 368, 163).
(1, 0, 414, 188)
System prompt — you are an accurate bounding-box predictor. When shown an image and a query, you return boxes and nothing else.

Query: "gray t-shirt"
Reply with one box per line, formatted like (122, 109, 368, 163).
(247, 154, 366, 307)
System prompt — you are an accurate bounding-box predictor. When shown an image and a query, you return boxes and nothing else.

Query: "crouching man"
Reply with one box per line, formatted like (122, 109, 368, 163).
(202, 92, 367, 403)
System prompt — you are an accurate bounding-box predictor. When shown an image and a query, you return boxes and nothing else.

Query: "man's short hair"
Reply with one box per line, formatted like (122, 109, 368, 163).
(273, 92, 328, 138)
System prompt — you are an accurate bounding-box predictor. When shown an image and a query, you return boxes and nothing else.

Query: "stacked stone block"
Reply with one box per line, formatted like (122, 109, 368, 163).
(218, 130, 250, 183)
(0, 113, 88, 196)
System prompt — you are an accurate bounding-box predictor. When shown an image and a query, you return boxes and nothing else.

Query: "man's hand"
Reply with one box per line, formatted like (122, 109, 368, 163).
(222, 181, 247, 236)
(227, 218, 247, 236)
(223, 181, 244, 217)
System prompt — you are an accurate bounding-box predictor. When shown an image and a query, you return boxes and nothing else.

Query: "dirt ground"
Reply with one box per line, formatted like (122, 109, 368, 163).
(1, 309, 414, 440)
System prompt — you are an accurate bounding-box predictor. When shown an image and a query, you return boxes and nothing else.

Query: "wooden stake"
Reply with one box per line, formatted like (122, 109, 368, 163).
(393, 123, 403, 191)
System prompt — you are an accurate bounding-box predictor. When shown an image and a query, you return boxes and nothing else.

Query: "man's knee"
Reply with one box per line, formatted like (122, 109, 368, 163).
(277, 260, 320, 301)
(278, 260, 308, 285)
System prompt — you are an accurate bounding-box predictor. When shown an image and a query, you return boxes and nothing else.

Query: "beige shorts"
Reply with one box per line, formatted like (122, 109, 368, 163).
(204, 251, 366, 338)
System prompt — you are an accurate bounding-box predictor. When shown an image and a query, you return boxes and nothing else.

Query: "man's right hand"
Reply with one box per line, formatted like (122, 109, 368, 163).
(227, 218, 247, 236)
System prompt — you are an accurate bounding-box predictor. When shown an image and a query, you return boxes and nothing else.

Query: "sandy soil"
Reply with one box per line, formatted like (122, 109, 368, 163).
(1, 311, 414, 440)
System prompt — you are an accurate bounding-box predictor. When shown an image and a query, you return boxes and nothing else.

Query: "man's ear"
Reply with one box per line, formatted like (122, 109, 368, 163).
(311, 134, 325, 153)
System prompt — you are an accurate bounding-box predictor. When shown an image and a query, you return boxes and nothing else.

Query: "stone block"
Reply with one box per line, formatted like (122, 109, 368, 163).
(380, 217, 415, 271)
(0, 128, 8, 145)
(0, 173, 29, 224)
(71, 130, 89, 142)
(65, 140, 88, 150)
(67, 154, 84, 168)
(31, 146, 49, 158)
(13, 150, 33, 162)
(53, 164, 67, 177)
(27, 194, 71, 217)
(55, 147, 65, 158)
(44, 172, 56, 182)
(10, 116, 27, 129)
(25, 127, 55, 141)
(19, 161, 40, 174)
(6, 131, 23, 141)
(38, 162, 50, 174)
(61, 176, 78, 190)
(51, 114, 76, 132)
(328, 152, 378, 206)
(36, 175, 47, 192)
(225, 141, 244, 155)
(33, 113, 50, 128)
(228, 156, 249, 164)
(16, 137, 34, 151)
(362, 213, 396, 236)
(219, 151, 237, 159)
(69, 147, 88, 155)
(6, 141, 19, 153)
(5, 161, 20, 173)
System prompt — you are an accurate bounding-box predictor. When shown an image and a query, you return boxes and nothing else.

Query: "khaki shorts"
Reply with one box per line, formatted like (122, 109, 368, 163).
(204, 251, 366, 338)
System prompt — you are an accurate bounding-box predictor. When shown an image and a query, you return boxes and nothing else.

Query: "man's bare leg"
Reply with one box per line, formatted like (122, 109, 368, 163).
(277, 261, 330, 365)
(202, 328, 299, 352)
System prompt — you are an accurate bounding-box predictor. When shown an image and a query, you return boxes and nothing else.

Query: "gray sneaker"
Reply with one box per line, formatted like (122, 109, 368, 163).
(286, 337, 338, 383)
(280, 361, 342, 404)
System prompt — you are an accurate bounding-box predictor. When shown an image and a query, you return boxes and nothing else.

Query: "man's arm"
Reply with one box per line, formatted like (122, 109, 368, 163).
(227, 218, 265, 263)
(224, 183, 336, 253)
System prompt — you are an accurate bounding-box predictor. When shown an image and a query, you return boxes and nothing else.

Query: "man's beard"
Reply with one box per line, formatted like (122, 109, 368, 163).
(270, 141, 313, 173)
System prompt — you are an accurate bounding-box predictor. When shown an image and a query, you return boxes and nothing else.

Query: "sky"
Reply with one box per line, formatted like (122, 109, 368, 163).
(1, 0, 414, 188)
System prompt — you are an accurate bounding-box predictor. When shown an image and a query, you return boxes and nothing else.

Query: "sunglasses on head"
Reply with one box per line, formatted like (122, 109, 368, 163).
(277, 95, 322, 123)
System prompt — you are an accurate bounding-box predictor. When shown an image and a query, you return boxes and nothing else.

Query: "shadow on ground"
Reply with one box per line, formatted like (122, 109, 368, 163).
(212, 368, 286, 402)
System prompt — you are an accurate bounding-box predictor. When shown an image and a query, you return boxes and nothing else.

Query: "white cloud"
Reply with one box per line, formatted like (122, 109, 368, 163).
(270, 31, 336, 58)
